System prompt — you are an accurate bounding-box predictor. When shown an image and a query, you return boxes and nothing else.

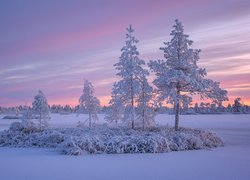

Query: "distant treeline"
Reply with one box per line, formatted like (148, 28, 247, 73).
(1, 98, 249, 115)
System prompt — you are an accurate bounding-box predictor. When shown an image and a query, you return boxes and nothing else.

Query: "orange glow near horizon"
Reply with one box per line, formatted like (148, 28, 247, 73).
(47, 96, 250, 107)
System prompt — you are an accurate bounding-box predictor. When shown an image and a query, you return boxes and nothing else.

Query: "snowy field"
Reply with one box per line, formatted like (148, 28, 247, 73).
(0, 114, 250, 180)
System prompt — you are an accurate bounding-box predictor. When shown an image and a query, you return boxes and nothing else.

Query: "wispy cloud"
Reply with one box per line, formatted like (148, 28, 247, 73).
(1, 0, 250, 106)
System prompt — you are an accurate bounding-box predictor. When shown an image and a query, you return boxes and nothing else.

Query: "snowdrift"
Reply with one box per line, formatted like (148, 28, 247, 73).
(0, 122, 223, 155)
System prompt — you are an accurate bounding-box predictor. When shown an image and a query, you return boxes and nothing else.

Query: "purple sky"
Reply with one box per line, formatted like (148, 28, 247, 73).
(1, 0, 250, 107)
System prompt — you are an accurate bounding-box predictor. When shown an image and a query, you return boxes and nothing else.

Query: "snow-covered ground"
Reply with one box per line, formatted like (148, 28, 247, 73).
(0, 114, 250, 180)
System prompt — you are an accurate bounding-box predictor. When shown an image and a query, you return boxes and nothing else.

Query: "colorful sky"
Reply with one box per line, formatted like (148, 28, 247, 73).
(1, 0, 250, 107)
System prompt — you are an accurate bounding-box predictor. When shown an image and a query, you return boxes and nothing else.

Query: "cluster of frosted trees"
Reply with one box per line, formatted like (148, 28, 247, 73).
(104, 20, 228, 130)
(16, 20, 229, 131)
(77, 26, 156, 129)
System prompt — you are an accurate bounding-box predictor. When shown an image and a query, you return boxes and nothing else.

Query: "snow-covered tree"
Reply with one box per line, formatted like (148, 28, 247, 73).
(114, 25, 149, 129)
(105, 83, 124, 127)
(180, 97, 192, 114)
(21, 105, 33, 128)
(233, 97, 242, 113)
(148, 19, 228, 130)
(136, 76, 155, 129)
(32, 90, 50, 130)
(50, 104, 63, 113)
(79, 80, 100, 127)
(63, 105, 72, 113)
(210, 103, 216, 113)
(14, 106, 20, 117)
(242, 105, 249, 113)
(217, 101, 225, 113)
(226, 104, 232, 113)
(194, 103, 199, 113)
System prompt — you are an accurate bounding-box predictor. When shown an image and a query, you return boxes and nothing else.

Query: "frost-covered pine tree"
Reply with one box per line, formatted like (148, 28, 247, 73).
(233, 97, 242, 113)
(136, 76, 155, 130)
(105, 83, 124, 128)
(226, 103, 232, 113)
(32, 90, 50, 130)
(217, 101, 225, 113)
(62, 105, 72, 114)
(21, 105, 33, 128)
(114, 25, 148, 129)
(14, 106, 20, 117)
(149, 19, 228, 130)
(194, 103, 199, 113)
(79, 80, 100, 127)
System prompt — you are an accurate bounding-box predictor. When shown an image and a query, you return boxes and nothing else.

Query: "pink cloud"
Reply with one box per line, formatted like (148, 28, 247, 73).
(1, 0, 250, 107)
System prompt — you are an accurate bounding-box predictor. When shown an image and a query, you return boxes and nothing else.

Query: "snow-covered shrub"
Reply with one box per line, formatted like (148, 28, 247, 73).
(37, 130, 65, 147)
(21, 123, 39, 133)
(9, 122, 24, 132)
(76, 121, 85, 128)
(199, 131, 224, 148)
(60, 137, 83, 155)
(171, 133, 203, 150)
(0, 125, 223, 155)
(9, 121, 39, 134)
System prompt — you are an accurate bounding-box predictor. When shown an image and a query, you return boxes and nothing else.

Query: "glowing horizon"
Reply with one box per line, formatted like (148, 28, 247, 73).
(1, 0, 250, 107)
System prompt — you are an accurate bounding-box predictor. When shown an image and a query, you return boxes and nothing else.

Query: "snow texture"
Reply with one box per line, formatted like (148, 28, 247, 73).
(0, 114, 250, 180)
(0, 123, 223, 155)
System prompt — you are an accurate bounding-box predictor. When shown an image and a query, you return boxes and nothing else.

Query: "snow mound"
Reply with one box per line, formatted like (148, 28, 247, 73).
(0, 125, 223, 155)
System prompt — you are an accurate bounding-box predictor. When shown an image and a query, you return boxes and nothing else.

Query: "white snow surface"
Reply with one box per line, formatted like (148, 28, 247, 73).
(0, 114, 250, 180)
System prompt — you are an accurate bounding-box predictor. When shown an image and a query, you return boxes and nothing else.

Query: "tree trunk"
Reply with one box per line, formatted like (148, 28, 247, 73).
(131, 98, 135, 129)
(175, 101, 180, 131)
(175, 89, 180, 131)
(115, 109, 118, 128)
(142, 84, 145, 130)
(142, 108, 145, 130)
(39, 113, 42, 130)
(131, 77, 135, 130)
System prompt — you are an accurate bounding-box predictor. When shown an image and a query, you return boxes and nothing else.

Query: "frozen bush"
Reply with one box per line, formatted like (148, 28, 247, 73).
(200, 131, 224, 148)
(60, 137, 83, 155)
(0, 125, 223, 155)
(9, 122, 39, 133)
(37, 130, 65, 147)
(21, 123, 40, 133)
(9, 122, 24, 132)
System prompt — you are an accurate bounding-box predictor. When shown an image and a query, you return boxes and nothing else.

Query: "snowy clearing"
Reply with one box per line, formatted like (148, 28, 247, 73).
(0, 114, 250, 180)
